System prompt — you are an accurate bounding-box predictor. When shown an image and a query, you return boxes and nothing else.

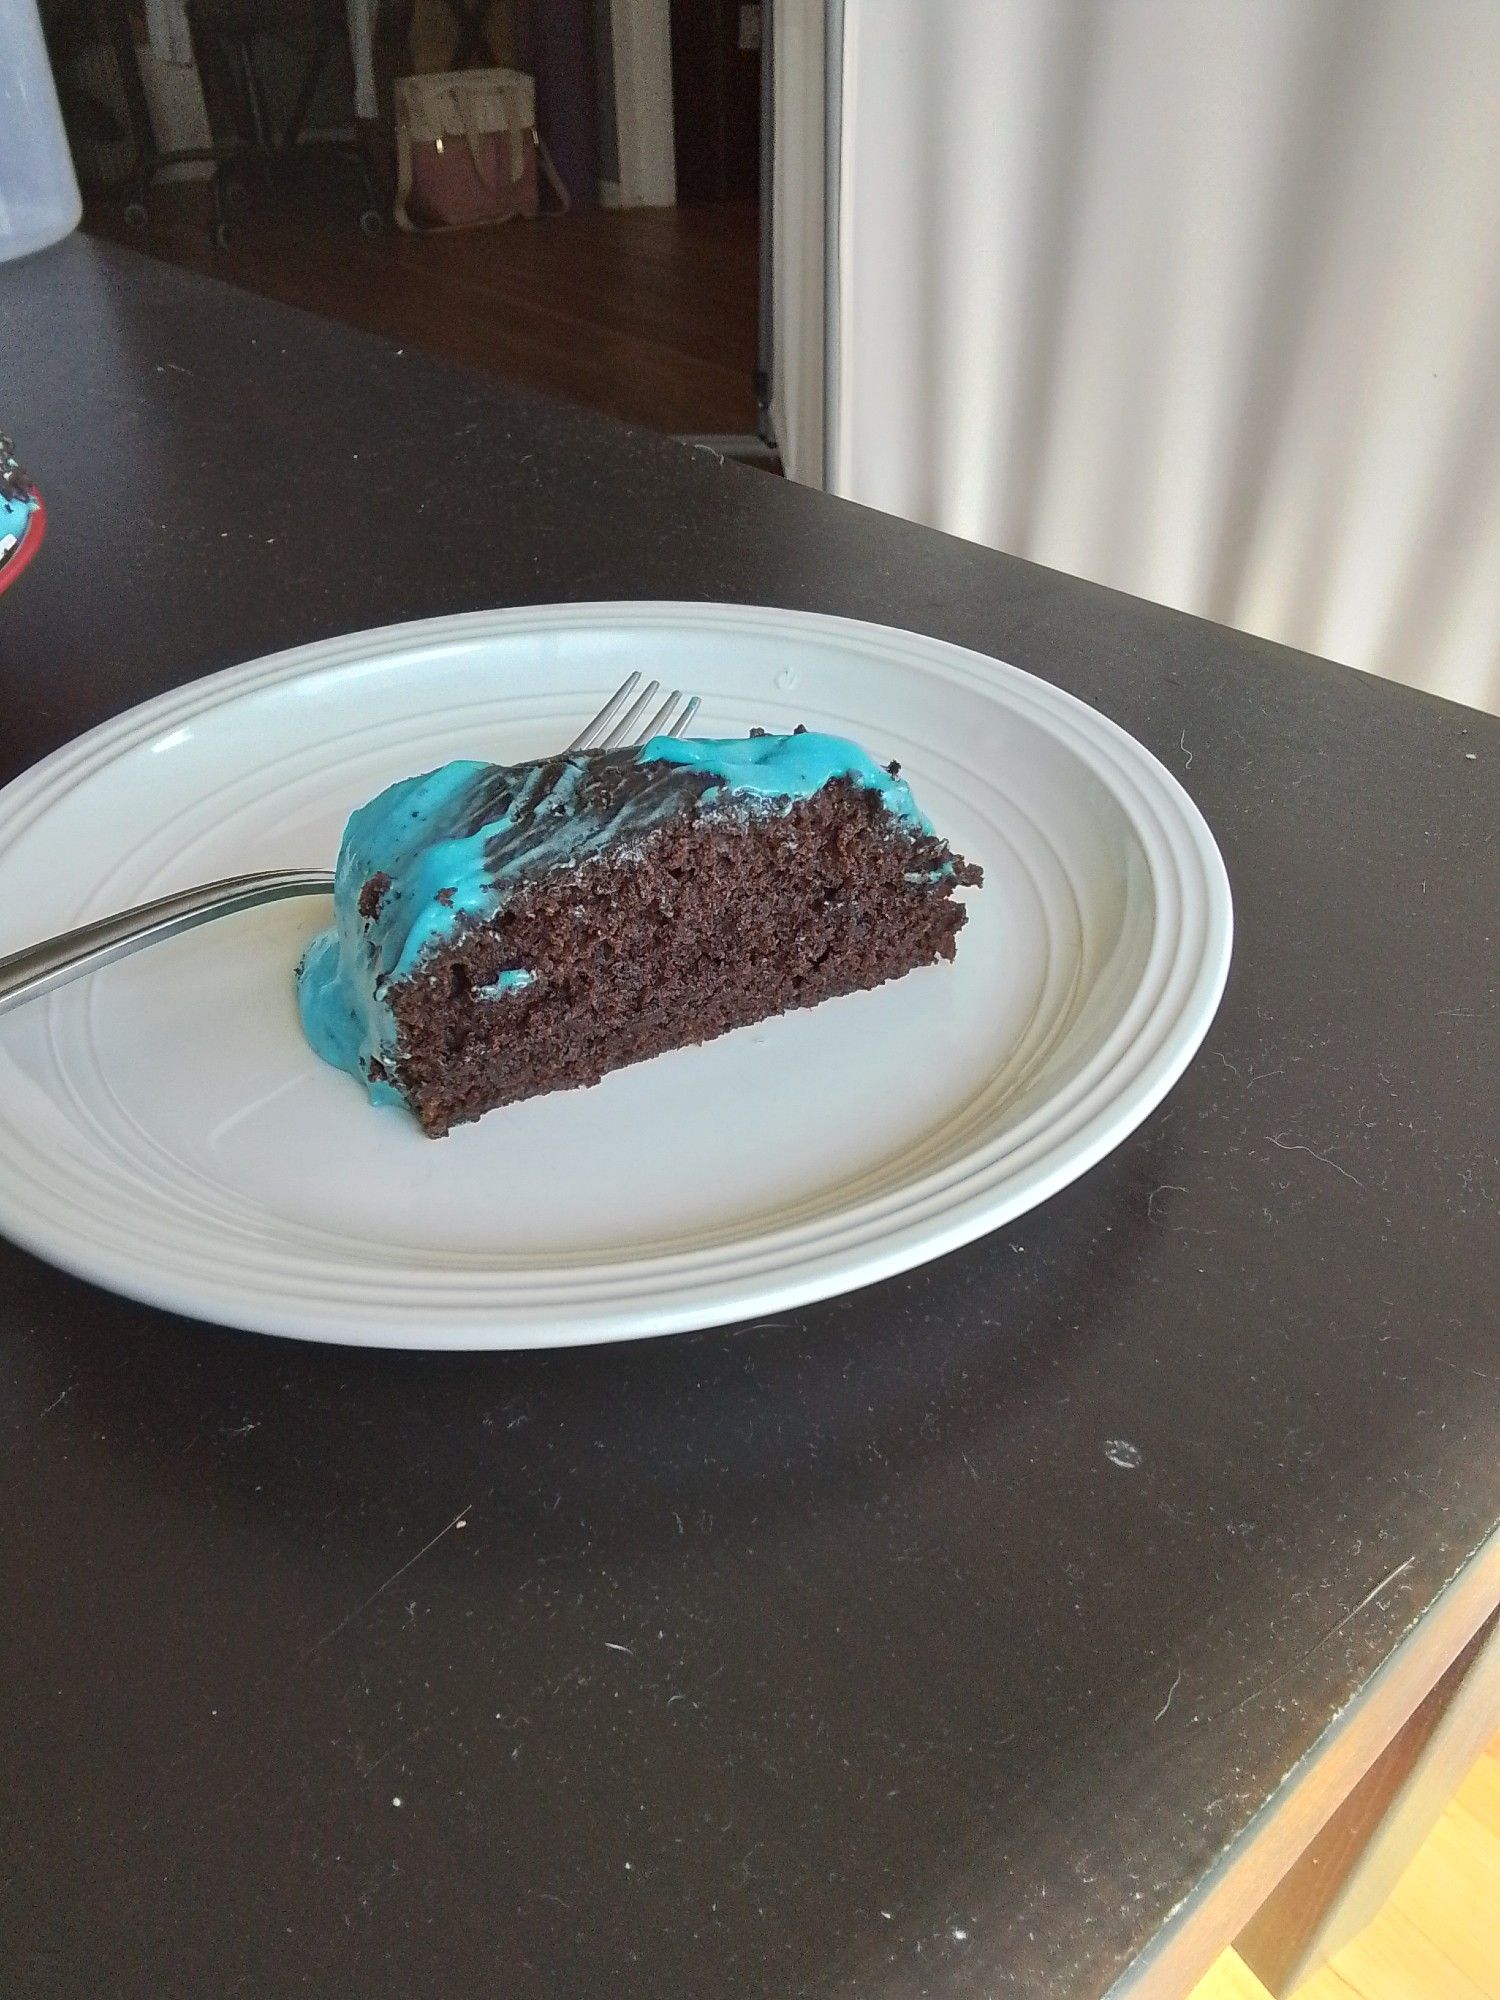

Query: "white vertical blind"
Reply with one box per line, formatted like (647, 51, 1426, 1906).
(776, 0, 1500, 712)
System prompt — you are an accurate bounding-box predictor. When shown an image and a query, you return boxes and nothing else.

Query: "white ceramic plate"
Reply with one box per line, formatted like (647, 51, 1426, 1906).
(0, 603, 1231, 1348)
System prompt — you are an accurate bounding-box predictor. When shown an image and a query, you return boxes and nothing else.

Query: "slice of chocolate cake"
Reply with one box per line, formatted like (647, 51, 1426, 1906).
(297, 729, 981, 1135)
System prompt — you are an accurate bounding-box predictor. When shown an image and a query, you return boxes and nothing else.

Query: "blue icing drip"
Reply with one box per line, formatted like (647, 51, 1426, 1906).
(296, 928, 404, 1104)
(297, 730, 940, 1107)
(477, 967, 536, 999)
(639, 732, 934, 833)
(298, 759, 493, 1093)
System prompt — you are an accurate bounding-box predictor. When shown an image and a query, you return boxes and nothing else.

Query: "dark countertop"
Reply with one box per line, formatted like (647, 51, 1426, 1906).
(1, 238, 1496, 2000)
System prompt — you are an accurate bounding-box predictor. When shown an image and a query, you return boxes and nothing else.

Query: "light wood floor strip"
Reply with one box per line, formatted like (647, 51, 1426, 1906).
(1385, 1807, 1500, 1998)
(1332, 1902, 1491, 2000)
(1188, 1731, 1500, 2000)
(1456, 1750, 1500, 1841)
(1191, 1952, 1283, 2000)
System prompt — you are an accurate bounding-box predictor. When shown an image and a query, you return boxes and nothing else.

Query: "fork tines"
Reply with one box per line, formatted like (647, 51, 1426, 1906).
(568, 673, 700, 753)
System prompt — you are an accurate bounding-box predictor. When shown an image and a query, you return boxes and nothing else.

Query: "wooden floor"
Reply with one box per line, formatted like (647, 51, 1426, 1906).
(1192, 1732, 1500, 2000)
(85, 169, 759, 436)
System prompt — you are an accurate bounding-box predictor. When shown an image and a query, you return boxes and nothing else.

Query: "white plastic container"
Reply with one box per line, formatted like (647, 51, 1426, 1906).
(0, 0, 83, 262)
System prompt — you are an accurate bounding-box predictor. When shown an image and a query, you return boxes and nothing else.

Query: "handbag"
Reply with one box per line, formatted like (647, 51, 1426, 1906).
(393, 68, 568, 232)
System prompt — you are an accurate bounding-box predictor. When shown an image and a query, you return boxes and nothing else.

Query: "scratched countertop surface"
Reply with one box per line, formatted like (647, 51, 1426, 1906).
(1, 239, 1497, 2000)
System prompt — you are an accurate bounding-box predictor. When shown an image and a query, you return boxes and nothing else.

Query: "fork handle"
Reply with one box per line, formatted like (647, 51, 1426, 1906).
(0, 870, 335, 1019)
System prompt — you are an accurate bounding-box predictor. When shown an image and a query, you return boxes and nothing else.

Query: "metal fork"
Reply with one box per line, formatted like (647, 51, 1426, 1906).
(0, 673, 700, 1018)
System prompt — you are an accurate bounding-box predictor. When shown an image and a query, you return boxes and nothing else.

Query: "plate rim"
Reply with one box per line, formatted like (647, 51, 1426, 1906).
(0, 601, 1233, 1348)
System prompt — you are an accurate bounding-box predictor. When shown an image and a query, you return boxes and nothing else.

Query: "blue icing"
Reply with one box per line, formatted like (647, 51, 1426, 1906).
(297, 757, 511, 1094)
(477, 968, 536, 998)
(641, 732, 934, 833)
(297, 730, 938, 1107)
(296, 928, 405, 1106)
